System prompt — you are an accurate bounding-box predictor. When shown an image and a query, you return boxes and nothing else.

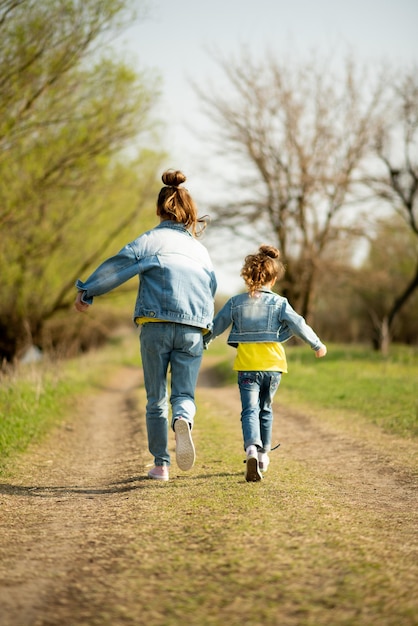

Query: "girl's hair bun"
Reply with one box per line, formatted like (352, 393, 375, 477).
(259, 244, 280, 259)
(162, 169, 186, 187)
(241, 244, 285, 294)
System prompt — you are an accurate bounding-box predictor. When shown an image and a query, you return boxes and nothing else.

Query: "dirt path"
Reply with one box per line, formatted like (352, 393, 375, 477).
(0, 359, 417, 626)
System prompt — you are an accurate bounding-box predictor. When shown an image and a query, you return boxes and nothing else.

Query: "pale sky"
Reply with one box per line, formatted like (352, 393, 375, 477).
(116, 0, 418, 293)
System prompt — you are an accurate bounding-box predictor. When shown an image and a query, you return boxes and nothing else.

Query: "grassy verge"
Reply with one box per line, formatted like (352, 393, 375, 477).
(0, 326, 140, 473)
(211, 342, 418, 439)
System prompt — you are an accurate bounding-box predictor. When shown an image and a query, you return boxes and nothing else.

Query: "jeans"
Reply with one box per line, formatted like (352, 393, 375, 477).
(139, 322, 203, 466)
(237, 371, 282, 452)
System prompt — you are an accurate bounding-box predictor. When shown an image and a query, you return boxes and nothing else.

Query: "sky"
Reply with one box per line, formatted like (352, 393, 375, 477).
(116, 0, 418, 293)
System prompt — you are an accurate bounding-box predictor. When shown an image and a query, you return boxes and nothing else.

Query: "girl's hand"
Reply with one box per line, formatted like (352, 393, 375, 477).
(315, 345, 327, 358)
(74, 291, 90, 312)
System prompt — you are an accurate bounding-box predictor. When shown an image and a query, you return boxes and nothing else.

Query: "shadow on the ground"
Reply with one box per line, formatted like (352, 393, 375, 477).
(0, 469, 244, 498)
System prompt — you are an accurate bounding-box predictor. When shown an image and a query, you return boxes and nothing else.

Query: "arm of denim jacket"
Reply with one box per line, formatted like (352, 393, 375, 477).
(279, 299, 325, 351)
(210, 299, 233, 341)
(75, 244, 138, 305)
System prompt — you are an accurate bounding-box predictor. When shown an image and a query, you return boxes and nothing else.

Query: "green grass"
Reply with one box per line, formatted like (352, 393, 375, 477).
(0, 371, 75, 464)
(210, 342, 418, 439)
(283, 343, 418, 437)
(0, 326, 141, 472)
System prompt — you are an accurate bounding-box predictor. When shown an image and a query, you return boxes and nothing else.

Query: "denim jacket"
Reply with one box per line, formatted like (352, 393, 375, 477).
(207, 288, 324, 350)
(76, 221, 217, 330)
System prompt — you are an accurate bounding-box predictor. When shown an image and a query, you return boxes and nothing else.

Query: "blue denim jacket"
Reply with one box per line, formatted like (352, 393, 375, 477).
(207, 288, 324, 350)
(76, 221, 217, 330)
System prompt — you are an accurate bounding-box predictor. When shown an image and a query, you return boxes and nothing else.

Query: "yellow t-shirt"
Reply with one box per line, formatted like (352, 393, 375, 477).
(136, 317, 164, 324)
(233, 342, 288, 373)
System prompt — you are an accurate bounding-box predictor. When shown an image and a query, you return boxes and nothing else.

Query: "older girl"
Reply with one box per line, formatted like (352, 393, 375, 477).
(75, 170, 217, 481)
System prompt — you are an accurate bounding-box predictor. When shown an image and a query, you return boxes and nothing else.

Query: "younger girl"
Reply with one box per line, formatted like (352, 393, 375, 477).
(75, 170, 217, 481)
(206, 245, 326, 482)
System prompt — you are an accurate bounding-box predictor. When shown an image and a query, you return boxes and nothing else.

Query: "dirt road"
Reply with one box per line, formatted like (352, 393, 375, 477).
(0, 359, 417, 626)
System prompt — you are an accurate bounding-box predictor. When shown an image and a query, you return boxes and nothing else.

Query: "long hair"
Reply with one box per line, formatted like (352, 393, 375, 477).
(241, 245, 285, 296)
(156, 170, 207, 237)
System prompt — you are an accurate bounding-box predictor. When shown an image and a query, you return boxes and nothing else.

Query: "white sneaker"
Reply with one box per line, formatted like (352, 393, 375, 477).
(258, 452, 270, 473)
(174, 418, 195, 471)
(148, 466, 169, 481)
(245, 447, 262, 482)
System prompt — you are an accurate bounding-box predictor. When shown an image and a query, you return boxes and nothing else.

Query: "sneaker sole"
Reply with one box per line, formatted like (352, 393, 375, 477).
(245, 456, 263, 482)
(174, 419, 195, 471)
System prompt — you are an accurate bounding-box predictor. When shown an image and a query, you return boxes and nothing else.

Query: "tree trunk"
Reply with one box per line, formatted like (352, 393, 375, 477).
(379, 316, 390, 357)
(374, 262, 418, 353)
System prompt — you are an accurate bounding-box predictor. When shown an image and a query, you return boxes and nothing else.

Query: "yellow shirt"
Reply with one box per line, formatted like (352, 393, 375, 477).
(233, 342, 288, 373)
(136, 317, 164, 324)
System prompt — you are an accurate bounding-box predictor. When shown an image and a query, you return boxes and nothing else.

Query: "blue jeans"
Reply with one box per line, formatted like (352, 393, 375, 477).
(237, 371, 282, 452)
(139, 322, 203, 466)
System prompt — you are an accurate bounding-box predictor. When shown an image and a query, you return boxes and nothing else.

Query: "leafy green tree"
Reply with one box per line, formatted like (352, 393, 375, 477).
(0, 0, 163, 361)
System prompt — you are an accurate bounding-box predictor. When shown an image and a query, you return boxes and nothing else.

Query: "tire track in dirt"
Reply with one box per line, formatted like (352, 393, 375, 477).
(0, 365, 146, 626)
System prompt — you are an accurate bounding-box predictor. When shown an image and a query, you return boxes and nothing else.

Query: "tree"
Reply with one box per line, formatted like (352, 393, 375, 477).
(195, 50, 386, 321)
(0, 0, 163, 362)
(365, 68, 418, 352)
(313, 215, 418, 347)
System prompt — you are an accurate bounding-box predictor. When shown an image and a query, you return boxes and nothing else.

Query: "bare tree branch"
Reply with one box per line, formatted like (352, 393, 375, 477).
(194, 50, 386, 318)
